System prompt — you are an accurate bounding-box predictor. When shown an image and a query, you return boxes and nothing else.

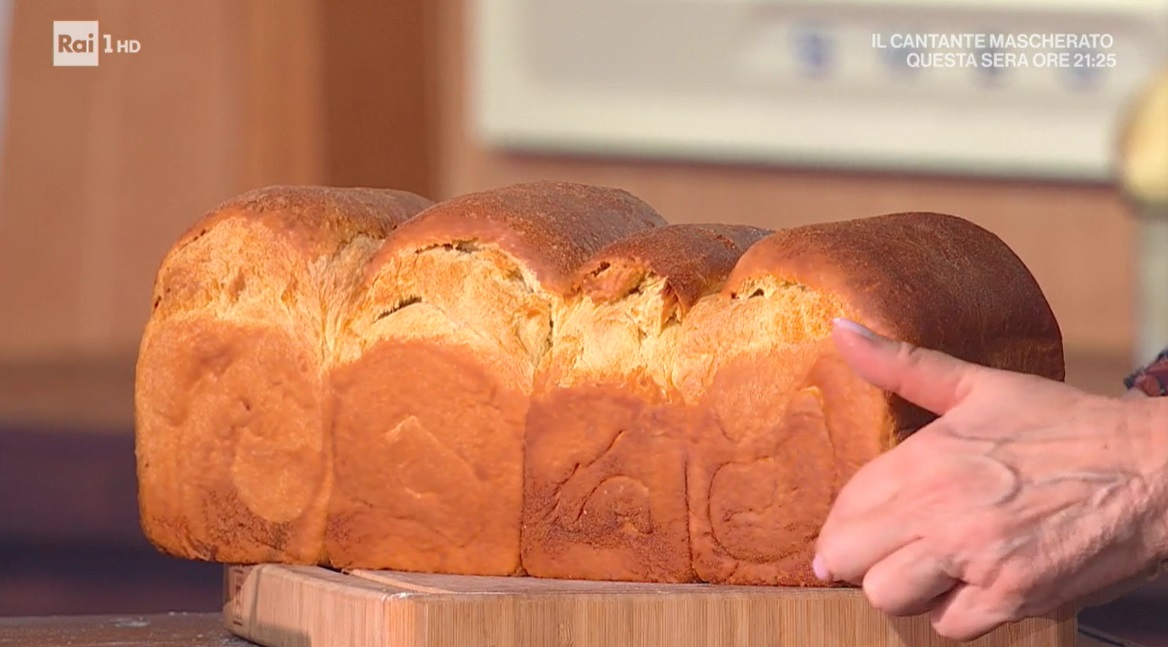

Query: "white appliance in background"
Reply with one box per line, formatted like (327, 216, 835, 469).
(470, 0, 1168, 181)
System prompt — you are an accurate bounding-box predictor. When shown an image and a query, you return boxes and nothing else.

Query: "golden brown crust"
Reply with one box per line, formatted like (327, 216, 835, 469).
(327, 341, 529, 573)
(523, 379, 695, 583)
(685, 338, 888, 586)
(728, 211, 1064, 382)
(576, 223, 772, 318)
(186, 185, 433, 256)
(367, 181, 668, 295)
(136, 322, 328, 563)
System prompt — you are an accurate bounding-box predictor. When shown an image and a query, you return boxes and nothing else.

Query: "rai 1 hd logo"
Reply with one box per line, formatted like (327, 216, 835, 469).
(53, 21, 141, 67)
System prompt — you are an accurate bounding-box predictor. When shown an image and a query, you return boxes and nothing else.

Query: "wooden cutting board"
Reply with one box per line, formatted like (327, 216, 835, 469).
(222, 564, 1096, 647)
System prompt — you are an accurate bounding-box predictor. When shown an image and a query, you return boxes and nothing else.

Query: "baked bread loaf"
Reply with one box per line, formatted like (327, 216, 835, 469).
(135, 186, 432, 563)
(675, 212, 1064, 585)
(522, 224, 772, 583)
(135, 183, 1064, 588)
(326, 181, 667, 574)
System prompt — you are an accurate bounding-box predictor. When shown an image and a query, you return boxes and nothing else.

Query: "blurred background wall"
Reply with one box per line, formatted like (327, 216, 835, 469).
(0, 0, 1146, 383)
(0, 0, 1164, 640)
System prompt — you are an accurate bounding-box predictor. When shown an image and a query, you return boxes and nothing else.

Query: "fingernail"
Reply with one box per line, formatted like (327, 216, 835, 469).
(832, 317, 879, 341)
(812, 554, 831, 581)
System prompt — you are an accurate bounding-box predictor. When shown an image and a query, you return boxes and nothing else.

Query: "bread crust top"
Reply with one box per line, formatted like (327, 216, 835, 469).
(727, 211, 1065, 378)
(146, 185, 433, 326)
(174, 186, 433, 258)
(366, 181, 669, 295)
(575, 223, 772, 316)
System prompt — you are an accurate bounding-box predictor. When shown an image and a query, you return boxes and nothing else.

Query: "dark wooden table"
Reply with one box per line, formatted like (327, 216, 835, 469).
(0, 613, 253, 646)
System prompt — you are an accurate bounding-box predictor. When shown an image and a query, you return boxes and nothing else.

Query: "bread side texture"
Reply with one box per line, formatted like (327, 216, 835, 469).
(522, 224, 772, 583)
(675, 212, 1065, 586)
(135, 186, 431, 563)
(326, 181, 668, 575)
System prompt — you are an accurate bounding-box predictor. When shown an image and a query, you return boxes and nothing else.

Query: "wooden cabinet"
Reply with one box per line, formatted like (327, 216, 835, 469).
(2, 0, 253, 363)
(0, 0, 432, 367)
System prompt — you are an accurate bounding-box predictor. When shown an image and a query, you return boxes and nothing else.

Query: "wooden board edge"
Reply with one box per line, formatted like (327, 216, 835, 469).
(224, 564, 421, 646)
(349, 567, 886, 597)
(222, 565, 1098, 647)
(346, 566, 1075, 647)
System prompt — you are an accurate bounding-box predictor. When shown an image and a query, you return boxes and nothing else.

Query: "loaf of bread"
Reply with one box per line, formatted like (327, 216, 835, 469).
(135, 182, 1064, 587)
(135, 186, 432, 563)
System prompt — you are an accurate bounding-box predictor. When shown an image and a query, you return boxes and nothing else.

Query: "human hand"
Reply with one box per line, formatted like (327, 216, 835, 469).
(1075, 387, 1168, 608)
(813, 319, 1168, 641)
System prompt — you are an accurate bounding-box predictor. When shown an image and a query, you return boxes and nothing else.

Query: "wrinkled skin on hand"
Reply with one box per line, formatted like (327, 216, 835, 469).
(814, 319, 1168, 642)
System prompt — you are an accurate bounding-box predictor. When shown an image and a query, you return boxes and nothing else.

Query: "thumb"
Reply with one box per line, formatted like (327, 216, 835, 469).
(831, 318, 981, 415)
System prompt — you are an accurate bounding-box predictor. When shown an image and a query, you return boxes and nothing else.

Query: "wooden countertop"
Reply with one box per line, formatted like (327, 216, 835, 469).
(0, 613, 1147, 647)
(0, 613, 253, 646)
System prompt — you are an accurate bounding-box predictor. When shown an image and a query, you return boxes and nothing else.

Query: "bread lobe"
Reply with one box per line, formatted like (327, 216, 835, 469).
(326, 181, 668, 575)
(576, 223, 773, 324)
(522, 224, 771, 583)
(376, 181, 669, 296)
(135, 186, 431, 564)
(678, 212, 1064, 586)
(729, 212, 1064, 377)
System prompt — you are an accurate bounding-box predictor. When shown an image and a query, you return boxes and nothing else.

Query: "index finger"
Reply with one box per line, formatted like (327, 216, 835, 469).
(832, 319, 982, 415)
